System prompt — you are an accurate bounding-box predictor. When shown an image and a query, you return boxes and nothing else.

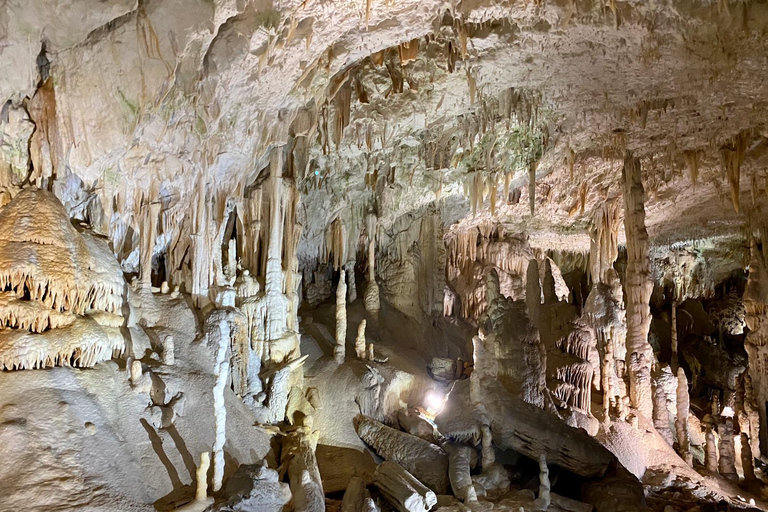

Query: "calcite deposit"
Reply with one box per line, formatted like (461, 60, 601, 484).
(3, 1, 768, 511)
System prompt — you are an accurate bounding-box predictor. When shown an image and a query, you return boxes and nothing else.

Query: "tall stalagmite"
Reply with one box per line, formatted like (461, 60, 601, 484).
(621, 152, 654, 420)
(744, 235, 768, 456)
(335, 272, 347, 364)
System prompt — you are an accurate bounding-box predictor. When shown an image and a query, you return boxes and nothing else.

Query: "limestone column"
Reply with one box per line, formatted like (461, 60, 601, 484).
(621, 152, 654, 420)
(335, 272, 347, 364)
(744, 236, 768, 456)
(718, 418, 738, 481)
(140, 197, 160, 287)
(364, 213, 380, 316)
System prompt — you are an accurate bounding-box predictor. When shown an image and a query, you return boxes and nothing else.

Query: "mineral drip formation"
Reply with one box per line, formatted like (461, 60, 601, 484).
(621, 152, 654, 420)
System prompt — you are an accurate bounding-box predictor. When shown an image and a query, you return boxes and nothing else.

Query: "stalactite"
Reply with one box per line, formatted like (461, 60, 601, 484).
(529, 160, 537, 216)
(622, 152, 654, 420)
(589, 199, 620, 284)
(346, 262, 357, 303)
(335, 272, 347, 364)
(684, 150, 700, 189)
(140, 196, 160, 287)
(398, 38, 420, 65)
(566, 145, 576, 180)
(720, 131, 748, 214)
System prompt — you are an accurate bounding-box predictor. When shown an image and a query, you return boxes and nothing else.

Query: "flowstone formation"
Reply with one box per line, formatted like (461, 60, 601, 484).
(0, 188, 125, 369)
(6, 1, 768, 511)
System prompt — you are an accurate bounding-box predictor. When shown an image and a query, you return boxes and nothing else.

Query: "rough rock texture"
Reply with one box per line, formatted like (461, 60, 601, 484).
(355, 414, 449, 494)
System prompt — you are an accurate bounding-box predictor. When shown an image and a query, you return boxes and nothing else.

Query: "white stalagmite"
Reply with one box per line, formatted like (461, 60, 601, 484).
(174, 452, 214, 512)
(213, 318, 230, 492)
(355, 320, 367, 359)
(195, 452, 211, 501)
(367, 343, 375, 362)
(621, 152, 654, 420)
(130, 360, 152, 393)
(335, 272, 347, 364)
(162, 335, 175, 365)
(675, 368, 692, 464)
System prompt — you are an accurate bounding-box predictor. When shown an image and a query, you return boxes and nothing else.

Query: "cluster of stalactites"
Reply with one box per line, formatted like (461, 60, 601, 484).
(323, 218, 348, 272)
(589, 198, 621, 285)
(0, 271, 121, 333)
(445, 223, 530, 277)
(554, 323, 599, 414)
(554, 361, 593, 413)
(0, 331, 124, 370)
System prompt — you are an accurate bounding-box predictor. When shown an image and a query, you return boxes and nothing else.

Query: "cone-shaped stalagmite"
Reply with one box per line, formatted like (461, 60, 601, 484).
(621, 152, 654, 420)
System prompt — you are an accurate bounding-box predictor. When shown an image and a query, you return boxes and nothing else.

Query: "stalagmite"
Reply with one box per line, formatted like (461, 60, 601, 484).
(653, 381, 673, 446)
(741, 432, 755, 480)
(162, 335, 175, 365)
(195, 452, 211, 501)
(443, 442, 477, 503)
(355, 320, 367, 359)
(743, 235, 768, 456)
(705, 425, 718, 472)
(675, 368, 692, 465)
(335, 271, 347, 364)
(213, 319, 230, 492)
(621, 152, 654, 420)
(341, 476, 378, 512)
(283, 428, 325, 512)
(130, 360, 152, 393)
(355, 415, 449, 494)
(174, 452, 214, 511)
(718, 418, 738, 481)
(374, 461, 437, 512)
(368, 343, 375, 362)
(671, 302, 679, 369)
(533, 453, 550, 511)
(602, 342, 614, 419)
